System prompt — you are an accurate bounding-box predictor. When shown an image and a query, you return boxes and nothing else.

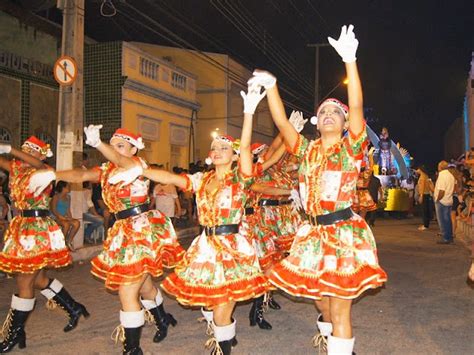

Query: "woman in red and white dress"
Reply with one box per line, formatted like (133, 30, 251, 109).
(249, 25, 387, 354)
(29, 128, 184, 354)
(0, 137, 89, 353)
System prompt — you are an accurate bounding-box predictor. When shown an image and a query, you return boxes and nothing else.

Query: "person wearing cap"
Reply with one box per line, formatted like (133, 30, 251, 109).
(434, 160, 456, 244)
(106, 84, 268, 355)
(248, 25, 387, 354)
(28, 128, 184, 354)
(0, 137, 89, 353)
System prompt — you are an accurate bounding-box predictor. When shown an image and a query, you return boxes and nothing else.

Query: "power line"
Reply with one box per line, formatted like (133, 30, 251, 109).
(117, 2, 312, 114)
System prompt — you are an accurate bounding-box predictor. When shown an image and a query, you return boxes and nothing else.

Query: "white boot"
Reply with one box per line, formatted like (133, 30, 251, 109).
(313, 314, 333, 352)
(327, 335, 355, 355)
(199, 307, 214, 335)
(206, 320, 236, 355)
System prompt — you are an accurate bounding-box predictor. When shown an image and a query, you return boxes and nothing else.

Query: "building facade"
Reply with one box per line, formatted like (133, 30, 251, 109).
(132, 44, 276, 162)
(84, 41, 198, 169)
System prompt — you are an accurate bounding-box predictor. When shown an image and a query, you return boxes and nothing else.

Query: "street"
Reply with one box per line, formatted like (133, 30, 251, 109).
(0, 218, 473, 354)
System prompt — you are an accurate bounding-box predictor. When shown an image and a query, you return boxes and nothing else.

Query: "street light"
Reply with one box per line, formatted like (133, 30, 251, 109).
(210, 127, 220, 139)
(319, 78, 349, 103)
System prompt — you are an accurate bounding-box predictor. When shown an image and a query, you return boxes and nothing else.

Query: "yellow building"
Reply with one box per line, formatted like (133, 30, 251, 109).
(85, 42, 199, 170)
(132, 44, 276, 161)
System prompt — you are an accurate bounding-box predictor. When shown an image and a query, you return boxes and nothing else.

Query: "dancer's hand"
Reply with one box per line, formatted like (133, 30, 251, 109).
(0, 144, 11, 154)
(241, 86, 267, 114)
(108, 164, 143, 186)
(328, 24, 359, 63)
(288, 111, 308, 133)
(29, 170, 56, 197)
(289, 189, 303, 210)
(247, 70, 277, 90)
(84, 124, 103, 148)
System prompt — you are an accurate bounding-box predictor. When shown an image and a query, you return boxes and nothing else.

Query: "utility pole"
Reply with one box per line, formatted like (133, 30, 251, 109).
(56, 0, 85, 249)
(56, 0, 84, 169)
(307, 43, 330, 110)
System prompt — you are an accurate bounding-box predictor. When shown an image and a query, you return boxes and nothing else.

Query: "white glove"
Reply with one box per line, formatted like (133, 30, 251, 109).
(289, 189, 303, 210)
(0, 144, 12, 154)
(247, 70, 277, 89)
(241, 86, 267, 114)
(28, 170, 56, 197)
(84, 124, 103, 148)
(328, 24, 359, 63)
(288, 111, 308, 133)
(108, 164, 143, 186)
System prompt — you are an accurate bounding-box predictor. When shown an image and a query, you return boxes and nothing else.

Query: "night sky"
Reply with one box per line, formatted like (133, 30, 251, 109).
(33, 0, 473, 168)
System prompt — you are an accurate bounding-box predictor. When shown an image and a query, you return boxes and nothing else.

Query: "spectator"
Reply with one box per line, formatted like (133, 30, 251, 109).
(0, 185, 9, 242)
(82, 182, 104, 243)
(50, 181, 80, 250)
(152, 182, 182, 221)
(92, 182, 113, 236)
(415, 166, 434, 231)
(366, 171, 381, 227)
(434, 161, 456, 244)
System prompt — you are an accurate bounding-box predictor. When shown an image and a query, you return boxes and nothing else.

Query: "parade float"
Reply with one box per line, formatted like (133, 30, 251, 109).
(366, 126, 413, 213)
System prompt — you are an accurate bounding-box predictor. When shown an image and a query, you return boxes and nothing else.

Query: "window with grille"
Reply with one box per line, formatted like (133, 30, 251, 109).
(139, 57, 159, 81)
(171, 72, 187, 91)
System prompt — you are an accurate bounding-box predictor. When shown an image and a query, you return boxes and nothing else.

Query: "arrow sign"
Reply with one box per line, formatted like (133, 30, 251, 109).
(54, 56, 77, 85)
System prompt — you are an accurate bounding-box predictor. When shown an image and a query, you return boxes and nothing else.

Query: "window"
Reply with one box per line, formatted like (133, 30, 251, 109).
(36, 132, 55, 151)
(139, 57, 159, 81)
(171, 72, 187, 91)
(0, 127, 12, 143)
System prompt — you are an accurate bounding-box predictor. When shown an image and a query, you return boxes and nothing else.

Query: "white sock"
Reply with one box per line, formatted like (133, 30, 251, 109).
(327, 335, 355, 355)
(201, 307, 213, 323)
(155, 290, 163, 306)
(317, 314, 333, 337)
(120, 310, 145, 328)
(213, 319, 236, 342)
(140, 290, 163, 309)
(11, 295, 35, 312)
(40, 279, 63, 300)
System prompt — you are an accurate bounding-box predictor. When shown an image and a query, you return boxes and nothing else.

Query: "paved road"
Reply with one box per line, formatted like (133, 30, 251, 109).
(0, 218, 473, 354)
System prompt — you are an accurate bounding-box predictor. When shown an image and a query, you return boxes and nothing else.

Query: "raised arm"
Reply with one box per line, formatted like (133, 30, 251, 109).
(240, 85, 267, 177)
(0, 144, 46, 170)
(84, 125, 137, 169)
(260, 144, 287, 172)
(249, 72, 299, 150)
(328, 25, 364, 135)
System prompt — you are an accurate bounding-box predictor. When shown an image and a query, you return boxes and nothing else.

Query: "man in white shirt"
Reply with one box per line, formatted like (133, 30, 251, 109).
(434, 161, 456, 244)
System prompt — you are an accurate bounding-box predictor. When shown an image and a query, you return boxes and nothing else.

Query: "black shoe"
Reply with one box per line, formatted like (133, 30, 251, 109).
(43, 279, 90, 332)
(123, 327, 143, 355)
(0, 308, 30, 353)
(147, 304, 177, 343)
(267, 294, 281, 310)
(249, 296, 272, 330)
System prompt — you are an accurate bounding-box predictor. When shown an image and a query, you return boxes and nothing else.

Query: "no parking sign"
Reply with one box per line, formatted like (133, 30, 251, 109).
(53, 56, 77, 85)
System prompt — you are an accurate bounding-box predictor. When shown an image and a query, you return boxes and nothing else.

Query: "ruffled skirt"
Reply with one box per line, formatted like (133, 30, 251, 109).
(161, 230, 269, 308)
(267, 214, 387, 300)
(91, 210, 183, 291)
(353, 190, 377, 213)
(0, 216, 71, 274)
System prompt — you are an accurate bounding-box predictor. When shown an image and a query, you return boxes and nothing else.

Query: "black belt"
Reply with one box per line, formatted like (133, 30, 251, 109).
(203, 224, 240, 236)
(357, 187, 368, 190)
(308, 208, 354, 226)
(115, 204, 149, 220)
(21, 209, 50, 218)
(245, 207, 255, 215)
(258, 199, 291, 207)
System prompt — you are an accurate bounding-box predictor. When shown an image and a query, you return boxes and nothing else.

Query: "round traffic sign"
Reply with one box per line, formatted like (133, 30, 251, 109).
(53, 56, 77, 85)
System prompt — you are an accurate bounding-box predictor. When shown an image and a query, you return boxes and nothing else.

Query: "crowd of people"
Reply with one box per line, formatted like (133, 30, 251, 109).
(0, 24, 470, 355)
